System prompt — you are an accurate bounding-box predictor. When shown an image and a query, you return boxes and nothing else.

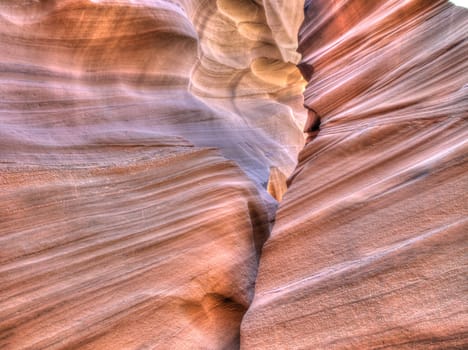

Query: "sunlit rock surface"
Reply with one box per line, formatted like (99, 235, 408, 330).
(0, 0, 305, 348)
(1, 143, 270, 349)
(0, 0, 305, 188)
(2, 0, 467, 348)
(242, 0, 468, 348)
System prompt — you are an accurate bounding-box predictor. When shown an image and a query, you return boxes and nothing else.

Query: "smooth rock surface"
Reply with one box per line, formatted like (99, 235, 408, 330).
(0, 0, 306, 348)
(242, 0, 468, 348)
(0, 142, 270, 349)
(0, 0, 306, 189)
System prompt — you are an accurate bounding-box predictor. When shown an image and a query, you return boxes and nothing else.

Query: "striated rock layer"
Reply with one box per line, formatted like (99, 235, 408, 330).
(0, 0, 306, 190)
(0, 0, 306, 349)
(242, 0, 468, 349)
(0, 142, 269, 349)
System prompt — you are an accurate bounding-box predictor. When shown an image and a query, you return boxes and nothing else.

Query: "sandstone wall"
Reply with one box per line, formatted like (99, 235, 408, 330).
(0, 1, 305, 348)
(241, 1, 468, 348)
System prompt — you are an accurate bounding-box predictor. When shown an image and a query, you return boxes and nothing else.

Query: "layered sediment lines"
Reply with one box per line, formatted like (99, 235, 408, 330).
(0, 0, 306, 188)
(0, 0, 306, 348)
(0, 143, 269, 349)
(242, 0, 468, 348)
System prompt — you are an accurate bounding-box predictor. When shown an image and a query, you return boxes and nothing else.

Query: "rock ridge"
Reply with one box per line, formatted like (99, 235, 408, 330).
(241, 1, 468, 349)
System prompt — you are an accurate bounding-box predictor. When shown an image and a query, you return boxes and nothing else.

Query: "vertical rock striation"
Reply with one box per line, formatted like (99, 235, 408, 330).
(242, 0, 468, 348)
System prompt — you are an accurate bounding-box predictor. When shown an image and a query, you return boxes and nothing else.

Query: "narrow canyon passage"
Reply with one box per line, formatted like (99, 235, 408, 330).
(0, 0, 467, 349)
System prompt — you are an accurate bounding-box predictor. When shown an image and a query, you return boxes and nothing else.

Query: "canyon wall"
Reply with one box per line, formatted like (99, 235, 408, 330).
(0, 0, 306, 192)
(0, 0, 305, 348)
(242, 0, 468, 348)
(1, 144, 270, 349)
(1, 0, 467, 349)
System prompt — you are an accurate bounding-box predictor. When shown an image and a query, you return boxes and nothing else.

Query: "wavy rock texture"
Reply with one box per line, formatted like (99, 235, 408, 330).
(0, 0, 306, 349)
(0, 143, 270, 349)
(0, 0, 306, 189)
(242, 0, 468, 349)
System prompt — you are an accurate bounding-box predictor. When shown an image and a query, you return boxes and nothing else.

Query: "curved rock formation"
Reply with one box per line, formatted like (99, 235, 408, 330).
(1, 143, 270, 349)
(242, 0, 468, 348)
(0, 0, 306, 189)
(0, 0, 306, 348)
(2, 0, 467, 348)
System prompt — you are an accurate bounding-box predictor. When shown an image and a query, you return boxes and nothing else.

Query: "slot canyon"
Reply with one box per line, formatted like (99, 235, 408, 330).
(0, 0, 467, 349)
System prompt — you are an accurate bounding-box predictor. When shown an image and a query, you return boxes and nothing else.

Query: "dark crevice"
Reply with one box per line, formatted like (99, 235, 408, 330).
(303, 107, 322, 144)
